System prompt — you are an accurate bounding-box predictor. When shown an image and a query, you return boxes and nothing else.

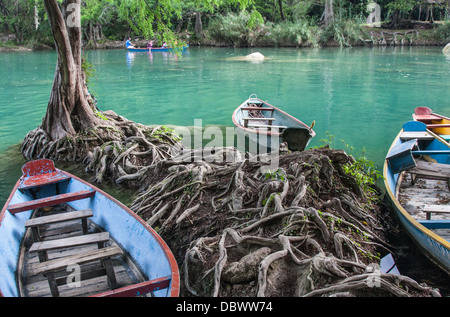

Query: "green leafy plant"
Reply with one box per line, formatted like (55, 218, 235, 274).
(342, 155, 382, 193)
(263, 168, 286, 181)
(318, 131, 382, 193)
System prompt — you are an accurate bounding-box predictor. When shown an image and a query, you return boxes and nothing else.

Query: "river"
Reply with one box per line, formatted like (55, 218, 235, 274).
(1, 46, 449, 293)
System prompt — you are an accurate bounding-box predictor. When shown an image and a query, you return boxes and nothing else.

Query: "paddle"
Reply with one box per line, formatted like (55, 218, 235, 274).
(281, 121, 315, 152)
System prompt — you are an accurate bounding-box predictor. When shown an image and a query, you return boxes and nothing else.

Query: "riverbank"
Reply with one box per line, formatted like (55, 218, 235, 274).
(1, 25, 449, 52)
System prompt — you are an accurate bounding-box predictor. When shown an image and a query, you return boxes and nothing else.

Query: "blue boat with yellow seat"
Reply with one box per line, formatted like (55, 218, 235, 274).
(384, 120, 450, 275)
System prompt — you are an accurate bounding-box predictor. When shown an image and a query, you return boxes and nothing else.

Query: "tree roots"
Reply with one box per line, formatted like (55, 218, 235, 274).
(122, 146, 440, 297)
(21, 110, 182, 185)
(20, 112, 441, 297)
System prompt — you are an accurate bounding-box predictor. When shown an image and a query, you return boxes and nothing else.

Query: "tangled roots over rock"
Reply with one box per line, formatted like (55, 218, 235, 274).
(127, 147, 440, 297)
(21, 111, 184, 185)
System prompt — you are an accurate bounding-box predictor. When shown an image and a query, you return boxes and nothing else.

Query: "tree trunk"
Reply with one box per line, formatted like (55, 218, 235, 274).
(41, 0, 101, 141)
(321, 0, 334, 26)
(194, 11, 205, 39)
(278, 0, 285, 21)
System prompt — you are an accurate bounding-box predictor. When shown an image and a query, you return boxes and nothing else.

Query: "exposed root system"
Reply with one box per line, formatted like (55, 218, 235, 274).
(20, 113, 441, 297)
(122, 147, 441, 297)
(21, 110, 183, 184)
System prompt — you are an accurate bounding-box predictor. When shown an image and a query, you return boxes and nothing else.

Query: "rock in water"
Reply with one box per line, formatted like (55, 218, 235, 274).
(245, 52, 265, 61)
(443, 43, 450, 55)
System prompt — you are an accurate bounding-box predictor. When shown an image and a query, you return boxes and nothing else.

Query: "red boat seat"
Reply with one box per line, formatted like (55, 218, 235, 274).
(18, 159, 71, 191)
(8, 190, 96, 214)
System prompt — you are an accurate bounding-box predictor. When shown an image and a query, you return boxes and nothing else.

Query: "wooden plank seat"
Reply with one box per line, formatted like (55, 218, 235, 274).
(8, 189, 95, 214)
(248, 124, 287, 129)
(28, 246, 123, 297)
(241, 107, 274, 111)
(400, 131, 435, 141)
(243, 117, 275, 121)
(18, 171, 71, 192)
(408, 161, 450, 190)
(30, 232, 110, 262)
(413, 113, 443, 122)
(423, 205, 450, 220)
(25, 209, 94, 242)
(427, 123, 450, 128)
(243, 117, 275, 128)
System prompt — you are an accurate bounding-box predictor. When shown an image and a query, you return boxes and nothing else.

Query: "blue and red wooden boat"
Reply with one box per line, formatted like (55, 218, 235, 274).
(384, 121, 450, 275)
(0, 159, 180, 297)
(127, 45, 188, 53)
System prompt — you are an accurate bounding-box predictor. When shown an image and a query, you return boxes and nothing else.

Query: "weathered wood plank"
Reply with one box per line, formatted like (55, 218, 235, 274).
(248, 124, 287, 129)
(28, 246, 123, 276)
(30, 232, 110, 262)
(30, 232, 109, 253)
(400, 131, 435, 141)
(26, 209, 93, 242)
(25, 209, 93, 228)
(241, 107, 273, 111)
(9, 190, 95, 214)
(243, 117, 275, 121)
(423, 205, 450, 220)
(408, 160, 450, 190)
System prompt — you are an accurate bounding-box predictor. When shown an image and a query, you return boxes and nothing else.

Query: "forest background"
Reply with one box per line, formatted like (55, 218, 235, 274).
(1, 0, 450, 50)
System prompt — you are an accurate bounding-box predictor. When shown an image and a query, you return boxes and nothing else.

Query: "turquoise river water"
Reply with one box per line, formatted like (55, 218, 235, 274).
(1, 46, 449, 205)
(0, 46, 450, 293)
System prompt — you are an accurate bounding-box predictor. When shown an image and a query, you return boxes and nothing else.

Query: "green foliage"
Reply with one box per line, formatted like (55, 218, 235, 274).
(94, 110, 109, 121)
(113, 0, 257, 49)
(1, 0, 449, 49)
(318, 18, 365, 47)
(81, 54, 96, 86)
(207, 12, 255, 46)
(385, 0, 416, 15)
(266, 20, 318, 47)
(263, 168, 286, 181)
(148, 125, 182, 143)
(430, 22, 450, 42)
(318, 131, 382, 194)
(342, 155, 383, 193)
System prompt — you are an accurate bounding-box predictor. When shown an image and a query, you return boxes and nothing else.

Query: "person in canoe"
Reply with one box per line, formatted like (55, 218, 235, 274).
(126, 37, 135, 49)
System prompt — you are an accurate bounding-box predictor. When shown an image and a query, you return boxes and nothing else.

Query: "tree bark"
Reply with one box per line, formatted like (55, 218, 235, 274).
(278, 0, 285, 21)
(194, 11, 205, 39)
(41, 0, 101, 141)
(321, 0, 334, 26)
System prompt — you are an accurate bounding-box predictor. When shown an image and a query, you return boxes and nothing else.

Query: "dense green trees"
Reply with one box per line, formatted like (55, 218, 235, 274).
(1, 0, 449, 47)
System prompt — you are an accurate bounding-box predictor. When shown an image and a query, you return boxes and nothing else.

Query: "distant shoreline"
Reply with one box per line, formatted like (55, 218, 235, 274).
(1, 27, 448, 52)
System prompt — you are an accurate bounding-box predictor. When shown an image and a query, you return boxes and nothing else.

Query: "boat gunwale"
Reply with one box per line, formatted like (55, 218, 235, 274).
(232, 97, 316, 138)
(0, 178, 22, 297)
(0, 166, 180, 297)
(383, 128, 450, 255)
